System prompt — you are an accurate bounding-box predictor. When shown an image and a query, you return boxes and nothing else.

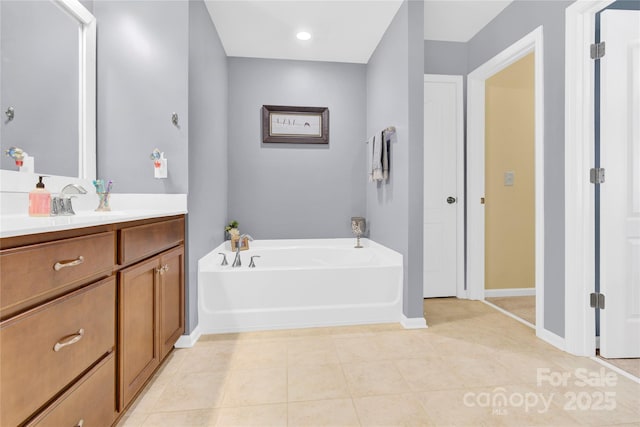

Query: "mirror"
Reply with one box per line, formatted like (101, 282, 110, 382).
(0, 0, 95, 181)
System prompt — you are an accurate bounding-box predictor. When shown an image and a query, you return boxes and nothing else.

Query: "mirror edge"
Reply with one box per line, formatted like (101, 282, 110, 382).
(56, 0, 96, 181)
(0, 0, 96, 194)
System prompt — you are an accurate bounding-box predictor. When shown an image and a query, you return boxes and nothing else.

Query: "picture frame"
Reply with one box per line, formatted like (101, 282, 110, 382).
(262, 105, 329, 144)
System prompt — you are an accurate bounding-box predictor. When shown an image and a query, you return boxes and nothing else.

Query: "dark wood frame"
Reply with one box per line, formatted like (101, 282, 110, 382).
(262, 105, 329, 144)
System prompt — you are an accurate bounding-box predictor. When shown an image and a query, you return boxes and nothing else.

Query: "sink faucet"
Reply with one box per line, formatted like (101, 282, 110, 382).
(51, 184, 87, 216)
(231, 234, 253, 267)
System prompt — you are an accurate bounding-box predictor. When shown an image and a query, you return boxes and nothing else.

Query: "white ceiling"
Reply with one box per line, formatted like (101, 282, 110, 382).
(205, 0, 514, 64)
(424, 0, 513, 42)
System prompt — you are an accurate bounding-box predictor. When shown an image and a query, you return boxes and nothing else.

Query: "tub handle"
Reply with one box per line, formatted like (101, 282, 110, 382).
(249, 255, 260, 268)
(218, 253, 228, 266)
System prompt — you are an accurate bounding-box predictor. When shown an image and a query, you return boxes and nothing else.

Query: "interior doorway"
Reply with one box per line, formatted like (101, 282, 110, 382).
(422, 75, 464, 299)
(565, 1, 640, 376)
(483, 53, 536, 326)
(466, 26, 547, 342)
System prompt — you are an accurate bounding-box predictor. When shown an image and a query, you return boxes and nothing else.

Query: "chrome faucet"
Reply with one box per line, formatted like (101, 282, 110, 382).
(231, 234, 254, 267)
(51, 184, 87, 216)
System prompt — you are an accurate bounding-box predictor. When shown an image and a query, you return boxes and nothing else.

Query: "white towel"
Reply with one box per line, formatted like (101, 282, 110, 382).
(372, 132, 384, 181)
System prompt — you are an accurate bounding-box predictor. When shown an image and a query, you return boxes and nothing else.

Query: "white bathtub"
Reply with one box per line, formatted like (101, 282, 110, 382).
(197, 238, 403, 334)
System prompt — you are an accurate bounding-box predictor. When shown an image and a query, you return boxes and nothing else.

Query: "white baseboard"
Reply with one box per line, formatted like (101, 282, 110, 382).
(591, 356, 640, 384)
(482, 300, 535, 329)
(174, 325, 201, 348)
(401, 315, 428, 329)
(484, 288, 536, 298)
(536, 327, 566, 352)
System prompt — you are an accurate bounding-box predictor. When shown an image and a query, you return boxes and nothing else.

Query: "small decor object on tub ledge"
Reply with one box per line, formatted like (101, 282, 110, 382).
(93, 179, 112, 211)
(225, 220, 249, 251)
(351, 216, 366, 248)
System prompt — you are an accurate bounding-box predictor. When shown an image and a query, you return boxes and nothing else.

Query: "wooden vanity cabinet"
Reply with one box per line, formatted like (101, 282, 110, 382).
(0, 215, 185, 426)
(118, 218, 185, 410)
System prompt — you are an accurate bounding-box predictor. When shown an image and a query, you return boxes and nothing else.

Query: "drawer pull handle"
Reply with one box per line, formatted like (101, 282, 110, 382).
(53, 256, 85, 271)
(53, 328, 84, 352)
(75, 419, 84, 427)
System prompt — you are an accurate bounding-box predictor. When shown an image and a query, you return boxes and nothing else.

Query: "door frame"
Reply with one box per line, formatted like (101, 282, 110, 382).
(423, 74, 466, 299)
(564, 0, 616, 357)
(466, 26, 546, 340)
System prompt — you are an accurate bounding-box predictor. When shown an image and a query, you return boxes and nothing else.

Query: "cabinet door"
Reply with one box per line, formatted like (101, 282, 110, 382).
(118, 257, 160, 409)
(159, 246, 184, 360)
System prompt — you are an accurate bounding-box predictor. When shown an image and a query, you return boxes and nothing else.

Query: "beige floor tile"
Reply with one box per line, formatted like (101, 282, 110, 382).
(395, 357, 468, 392)
(287, 336, 341, 367)
(222, 367, 287, 407)
(152, 372, 228, 412)
(486, 296, 536, 325)
(342, 360, 409, 397)
(333, 335, 384, 363)
(215, 404, 287, 426)
(288, 363, 351, 402)
(288, 399, 360, 426)
(353, 394, 431, 426)
(415, 388, 505, 427)
(178, 346, 235, 374)
(415, 386, 581, 427)
(451, 354, 522, 388)
(230, 340, 288, 370)
(141, 409, 219, 427)
(120, 298, 640, 427)
(374, 331, 434, 359)
(127, 379, 169, 414)
(116, 412, 149, 427)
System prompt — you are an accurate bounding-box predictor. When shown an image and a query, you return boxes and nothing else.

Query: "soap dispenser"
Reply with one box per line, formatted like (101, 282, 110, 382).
(29, 176, 51, 217)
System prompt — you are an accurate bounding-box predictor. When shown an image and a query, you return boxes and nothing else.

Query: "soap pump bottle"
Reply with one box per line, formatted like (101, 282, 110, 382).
(29, 176, 51, 217)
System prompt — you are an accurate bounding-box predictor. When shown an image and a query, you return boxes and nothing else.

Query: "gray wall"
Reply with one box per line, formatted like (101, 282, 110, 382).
(1, 0, 78, 177)
(227, 58, 367, 239)
(366, 0, 424, 319)
(466, 0, 573, 337)
(186, 0, 228, 333)
(95, 1, 189, 193)
(424, 40, 468, 75)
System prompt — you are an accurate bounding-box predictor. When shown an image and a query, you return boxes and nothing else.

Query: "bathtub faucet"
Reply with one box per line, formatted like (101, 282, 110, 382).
(232, 234, 254, 267)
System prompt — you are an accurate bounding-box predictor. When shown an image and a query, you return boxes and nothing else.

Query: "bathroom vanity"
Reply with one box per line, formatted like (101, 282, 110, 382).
(0, 212, 185, 426)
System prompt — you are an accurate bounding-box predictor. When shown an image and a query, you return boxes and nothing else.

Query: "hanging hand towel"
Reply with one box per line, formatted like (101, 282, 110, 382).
(382, 130, 390, 181)
(369, 133, 383, 182)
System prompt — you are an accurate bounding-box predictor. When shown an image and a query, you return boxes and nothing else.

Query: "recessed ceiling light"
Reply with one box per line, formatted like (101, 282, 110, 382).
(296, 31, 312, 41)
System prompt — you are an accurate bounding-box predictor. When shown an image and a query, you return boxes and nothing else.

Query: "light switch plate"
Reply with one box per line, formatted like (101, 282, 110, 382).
(504, 171, 514, 186)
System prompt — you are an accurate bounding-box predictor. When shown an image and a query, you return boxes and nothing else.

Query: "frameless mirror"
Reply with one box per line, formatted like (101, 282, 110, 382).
(0, 0, 96, 180)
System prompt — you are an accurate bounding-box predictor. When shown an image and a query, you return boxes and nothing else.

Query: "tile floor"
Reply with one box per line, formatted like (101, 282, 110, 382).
(118, 298, 640, 426)
(485, 296, 536, 325)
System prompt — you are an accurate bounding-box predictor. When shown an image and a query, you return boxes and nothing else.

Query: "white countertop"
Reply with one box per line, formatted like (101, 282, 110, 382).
(0, 194, 187, 238)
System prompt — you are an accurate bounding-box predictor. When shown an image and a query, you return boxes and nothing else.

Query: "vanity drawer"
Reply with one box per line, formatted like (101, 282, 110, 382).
(119, 217, 184, 265)
(0, 277, 116, 427)
(0, 231, 116, 318)
(26, 353, 117, 427)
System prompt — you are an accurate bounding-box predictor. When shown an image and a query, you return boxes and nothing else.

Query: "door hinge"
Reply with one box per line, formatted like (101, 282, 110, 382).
(590, 292, 605, 309)
(591, 42, 606, 59)
(590, 167, 605, 184)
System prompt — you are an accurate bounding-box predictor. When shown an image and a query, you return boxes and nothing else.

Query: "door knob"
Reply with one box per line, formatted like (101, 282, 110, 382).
(447, 196, 457, 204)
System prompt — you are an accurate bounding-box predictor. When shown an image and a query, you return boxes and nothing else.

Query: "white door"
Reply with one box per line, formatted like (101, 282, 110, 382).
(423, 75, 462, 298)
(599, 9, 640, 358)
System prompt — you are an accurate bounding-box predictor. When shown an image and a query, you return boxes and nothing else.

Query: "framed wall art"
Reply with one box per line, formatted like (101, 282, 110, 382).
(261, 105, 329, 144)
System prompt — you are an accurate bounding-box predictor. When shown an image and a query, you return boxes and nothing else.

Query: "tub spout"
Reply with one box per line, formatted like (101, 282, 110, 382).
(232, 234, 252, 268)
